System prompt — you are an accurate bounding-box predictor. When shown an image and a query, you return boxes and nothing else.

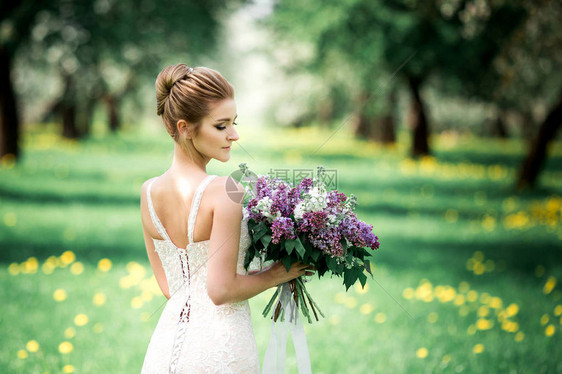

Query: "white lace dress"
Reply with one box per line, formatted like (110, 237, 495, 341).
(141, 175, 260, 374)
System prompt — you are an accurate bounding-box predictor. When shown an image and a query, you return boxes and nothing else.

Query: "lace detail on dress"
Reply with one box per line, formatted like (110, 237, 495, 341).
(142, 175, 259, 374)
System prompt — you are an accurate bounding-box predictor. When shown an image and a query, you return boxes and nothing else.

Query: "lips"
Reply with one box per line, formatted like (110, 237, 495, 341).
(223, 146, 231, 150)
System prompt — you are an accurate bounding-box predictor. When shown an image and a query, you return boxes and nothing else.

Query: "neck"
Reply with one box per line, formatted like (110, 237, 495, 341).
(170, 141, 210, 175)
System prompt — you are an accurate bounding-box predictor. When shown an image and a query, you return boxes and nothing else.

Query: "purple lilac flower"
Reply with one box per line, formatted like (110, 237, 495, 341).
(270, 217, 296, 244)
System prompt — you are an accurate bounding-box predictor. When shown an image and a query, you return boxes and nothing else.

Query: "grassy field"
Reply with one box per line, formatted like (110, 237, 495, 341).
(1, 123, 561, 373)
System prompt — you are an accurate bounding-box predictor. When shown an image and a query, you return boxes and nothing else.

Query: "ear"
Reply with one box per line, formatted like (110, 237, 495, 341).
(176, 119, 194, 139)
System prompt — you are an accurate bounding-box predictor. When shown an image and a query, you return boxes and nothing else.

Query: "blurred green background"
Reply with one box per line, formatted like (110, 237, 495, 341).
(1, 1, 561, 373)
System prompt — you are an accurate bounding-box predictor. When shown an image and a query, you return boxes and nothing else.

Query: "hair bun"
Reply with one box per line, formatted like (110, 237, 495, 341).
(155, 64, 194, 116)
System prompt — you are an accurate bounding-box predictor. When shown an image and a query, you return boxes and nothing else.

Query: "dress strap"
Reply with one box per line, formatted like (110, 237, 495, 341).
(187, 175, 218, 245)
(146, 178, 172, 243)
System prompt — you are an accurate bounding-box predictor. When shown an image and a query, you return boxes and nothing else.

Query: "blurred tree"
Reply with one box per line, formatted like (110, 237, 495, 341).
(264, 0, 527, 157)
(1, 0, 242, 160)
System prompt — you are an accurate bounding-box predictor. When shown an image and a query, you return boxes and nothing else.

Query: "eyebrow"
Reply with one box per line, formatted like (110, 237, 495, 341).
(214, 114, 238, 123)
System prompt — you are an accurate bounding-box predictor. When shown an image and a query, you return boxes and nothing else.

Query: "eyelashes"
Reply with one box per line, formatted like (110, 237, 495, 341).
(217, 122, 238, 131)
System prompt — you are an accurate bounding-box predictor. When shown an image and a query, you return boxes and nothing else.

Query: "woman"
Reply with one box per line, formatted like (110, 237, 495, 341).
(139, 64, 311, 373)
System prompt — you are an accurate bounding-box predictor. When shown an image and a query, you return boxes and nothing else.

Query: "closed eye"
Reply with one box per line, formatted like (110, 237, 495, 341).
(216, 122, 238, 130)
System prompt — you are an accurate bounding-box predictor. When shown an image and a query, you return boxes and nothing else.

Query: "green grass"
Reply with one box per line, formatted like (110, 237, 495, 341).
(1, 124, 561, 373)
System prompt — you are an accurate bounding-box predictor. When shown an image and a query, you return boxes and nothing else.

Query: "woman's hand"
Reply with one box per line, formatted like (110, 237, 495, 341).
(266, 261, 315, 286)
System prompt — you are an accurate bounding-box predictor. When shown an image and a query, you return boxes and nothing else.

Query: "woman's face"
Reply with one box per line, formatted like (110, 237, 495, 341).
(191, 98, 239, 162)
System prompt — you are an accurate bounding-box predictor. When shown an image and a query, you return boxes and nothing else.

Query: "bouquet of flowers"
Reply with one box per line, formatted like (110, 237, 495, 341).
(238, 164, 380, 324)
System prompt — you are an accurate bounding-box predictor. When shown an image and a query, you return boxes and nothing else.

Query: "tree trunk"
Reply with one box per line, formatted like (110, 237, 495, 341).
(516, 92, 562, 191)
(407, 76, 430, 157)
(493, 109, 508, 138)
(0, 47, 20, 160)
(105, 95, 121, 132)
(61, 75, 80, 139)
(352, 91, 372, 139)
(379, 88, 396, 144)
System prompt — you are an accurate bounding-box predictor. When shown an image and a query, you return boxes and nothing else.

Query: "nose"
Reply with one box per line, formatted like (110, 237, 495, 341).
(227, 127, 239, 142)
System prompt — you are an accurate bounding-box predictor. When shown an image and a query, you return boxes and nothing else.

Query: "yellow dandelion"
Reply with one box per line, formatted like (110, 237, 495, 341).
(466, 258, 475, 271)
(445, 209, 458, 223)
(140, 312, 151, 322)
(26, 340, 39, 352)
(53, 289, 67, 302)
(70, 262, 84, 275)
(473, 262, 485, 275)
(488, 297, 502, 309)
(459, 306, 470, 316)
(62, 364, 75, 373)
(467, 324, 477, 335)
(141, 290, 153, 302)
(131, 297, 143, 309)
(360, 303, 374, 315)
(416, 347, 428, 359)
(476, 318, 493, 330)
(442, 354, 451, 363)
(472, 344, 484, 354)
(554, 305, 562, 316)
(74, 313, 88, 326)
(484, 259, 495, 272)
(540, 314, 549, 325)
(506, 303, 519, 317)
(329, 315, 341, 326)
(354, 283, 369, 294)
(374, 312, 386, 323)
(481, 215, 496, 231)
(402, 287, 414, 300)
(64, 327, 76, 339)
(473, 251, 485, 262)
(58, 341, 73, 354)
(454, 294, 466, 306)
(545, 324, 555, 337)
(466, 290, 478, 302)
(458, 281, 470, 293)
(477, 306, 490, 317)
(60, 251, 76, 265)
(8, 263, 19, 275)
(427, 312, 438, 323)
(93, 292, 106, 306)
(41, 262, 55, 274)
(514, 331, 524, 342)
(497, 310, 507, 322)
(543, 276, 556, 294)
(93, 323, 104, 333)
(17, 349, 28, 359)
(479, 292, 491, 304)
(25, 257, 39, 273)
(334, 292, 346, 304)
(97, 258, 112, 272)
(119, 276, 134, 289)
(344, 296, 357, 309)
(4, 212, 17, 226)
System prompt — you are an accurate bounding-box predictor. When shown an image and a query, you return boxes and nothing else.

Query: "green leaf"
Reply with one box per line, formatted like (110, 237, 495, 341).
(294, 238, 306, 259)
(252, 221, 268, 241)
(358, 271, 367, 288)
(310, 248, 321, 262)
(260, 234, 272, 249)
(284, 239, 295, 255)
(281, 256, 293, 272)
(343, 268, 358, 291)
(364, 259, 372, 275)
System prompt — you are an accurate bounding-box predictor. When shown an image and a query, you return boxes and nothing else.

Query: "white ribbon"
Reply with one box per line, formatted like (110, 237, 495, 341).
(262, 283, 312, 374)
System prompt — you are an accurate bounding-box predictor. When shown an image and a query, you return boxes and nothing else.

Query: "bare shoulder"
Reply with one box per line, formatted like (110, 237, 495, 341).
(140, 177, 158, 202)
(207, 175, 245, 207)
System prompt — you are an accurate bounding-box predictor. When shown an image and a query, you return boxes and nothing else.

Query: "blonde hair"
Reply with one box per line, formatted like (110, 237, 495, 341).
(155, 64, 234, 142)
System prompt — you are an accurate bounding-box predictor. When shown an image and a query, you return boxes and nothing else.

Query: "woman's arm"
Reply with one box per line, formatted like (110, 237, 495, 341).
(140, 180, 170, 300)
(206, 178, 308, 306)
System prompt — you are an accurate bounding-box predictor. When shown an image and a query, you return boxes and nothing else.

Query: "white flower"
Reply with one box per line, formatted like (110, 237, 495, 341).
(294, 202, 305, 220)
(253, 196, 281, 222)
